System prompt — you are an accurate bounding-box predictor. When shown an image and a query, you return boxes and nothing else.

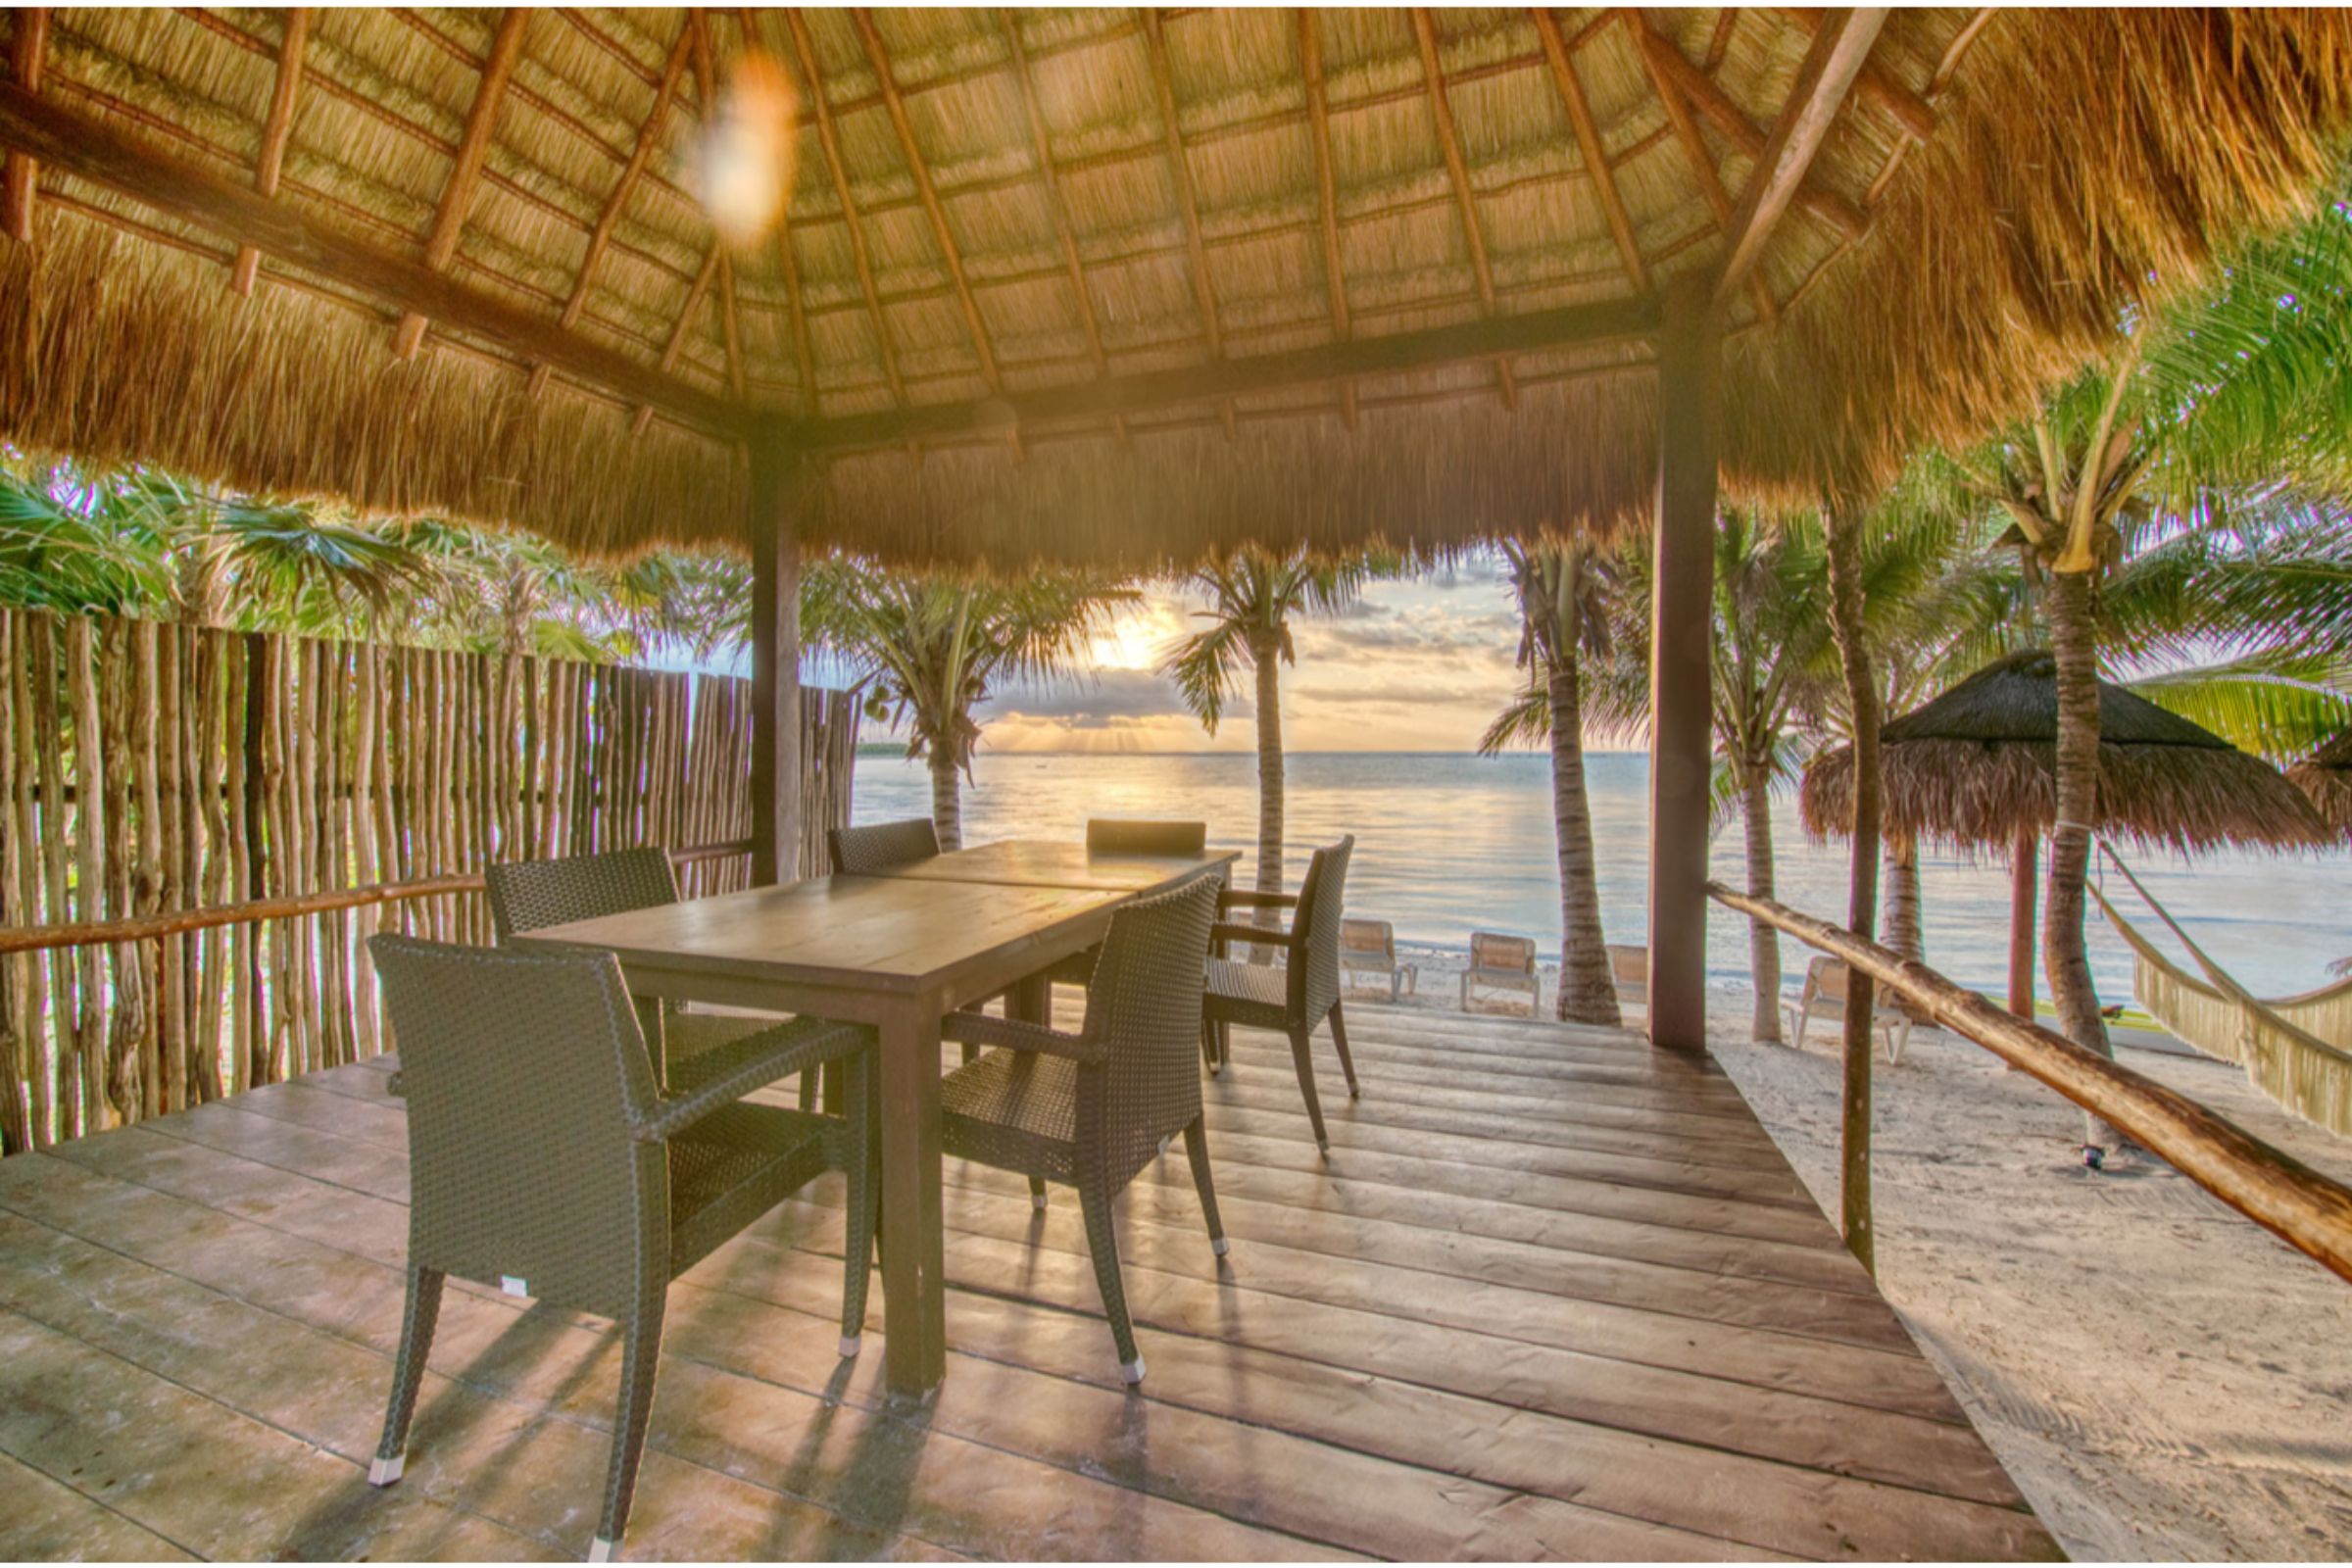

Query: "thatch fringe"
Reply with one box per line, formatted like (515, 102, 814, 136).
(2288, 729, 2352, 836)
(0, 218, 745, 555)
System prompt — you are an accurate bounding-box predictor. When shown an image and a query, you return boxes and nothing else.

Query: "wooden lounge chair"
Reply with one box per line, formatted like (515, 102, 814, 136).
(1786, 955, 1915, 1063)
(1340, 918, 1417, 1002)
(1461, 932, 1541, 1016)
(365, 935, 878, 1562)
(1201, 837, 1359, 1152)
(1608, 944, 1648, 1008)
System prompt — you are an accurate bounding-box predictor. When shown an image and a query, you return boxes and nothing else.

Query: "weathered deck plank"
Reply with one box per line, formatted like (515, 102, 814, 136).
(0, 1009, 2059, 1562)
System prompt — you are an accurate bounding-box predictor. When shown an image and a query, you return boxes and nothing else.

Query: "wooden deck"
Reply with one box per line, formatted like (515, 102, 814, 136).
(0, 1004, 2059, 1561)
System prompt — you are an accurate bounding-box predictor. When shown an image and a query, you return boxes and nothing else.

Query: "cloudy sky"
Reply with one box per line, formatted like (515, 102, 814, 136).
(966, 553, 1538, 755)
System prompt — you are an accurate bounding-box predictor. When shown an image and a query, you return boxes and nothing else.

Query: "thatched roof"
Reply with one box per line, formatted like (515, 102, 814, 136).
(3, 11, 2350, 566)
(1800, 651, 2332, 854)
(2288, 729, 2352, 836)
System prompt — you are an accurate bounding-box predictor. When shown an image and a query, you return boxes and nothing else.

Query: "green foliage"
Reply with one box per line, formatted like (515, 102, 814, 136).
(1159, 545, 1384, 735)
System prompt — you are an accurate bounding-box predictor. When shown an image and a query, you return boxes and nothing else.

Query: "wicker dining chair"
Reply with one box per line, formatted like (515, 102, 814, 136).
(1201, 836, 1360, 1152)
(365, 934, 879, 1564)
(827, 817, 941, 874)
(485, 847, 817, 1109)
(1042, 819, 1215, 996)
(937, 876, 1226, 1385)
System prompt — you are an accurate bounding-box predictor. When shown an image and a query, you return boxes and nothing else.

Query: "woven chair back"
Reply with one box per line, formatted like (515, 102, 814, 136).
(368, 934, 662, 1318)
(829, 817, 941, 874)
(1085, 818, 1208, 857)
(1290, 836, 1356, 1024)
(484, 847, 679, 940)
(1078, 876, 1221, 1179)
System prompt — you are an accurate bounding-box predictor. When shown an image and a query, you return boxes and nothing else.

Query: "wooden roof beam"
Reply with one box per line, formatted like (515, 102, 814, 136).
(632, 241, 721, 434)
(1714, 7, 1886, 311)
(1631, 20, 1866, 241)
(999, 8, 1125, 442)
(1298, 8, 1357, 429)
(1774, 5, 1936, 140)
(1532, 7, 1647, 298)
(0, 77, 749, 433)
(230, 7, 306, 294)
(776, 293, 1659, 451)
(684, 12, 745, 404)
(1413, 10, 1517, 409)
(393, 6, 530, 360)
(784, 7, 906, 415)
(1624, 12, 1776, 325)
(2, 8, 47, 244)
(731, 8, 817, 419)
(1142, 7, 1238, 439)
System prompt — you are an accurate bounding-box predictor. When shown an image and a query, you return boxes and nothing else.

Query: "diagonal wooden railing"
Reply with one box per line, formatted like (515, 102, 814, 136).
(1707, 883, 2352, 1284)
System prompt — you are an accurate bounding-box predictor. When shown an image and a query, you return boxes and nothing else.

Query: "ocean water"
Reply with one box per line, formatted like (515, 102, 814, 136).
(853, 750, 2352, 1002)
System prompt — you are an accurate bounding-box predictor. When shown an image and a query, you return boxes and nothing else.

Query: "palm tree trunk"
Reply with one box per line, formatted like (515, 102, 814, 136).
(1250, 637, 1284, 963)
(1884, 831, 1923, 963)
(928, 749, 962, 853)
(1741, 766, 1783, 1043)
(1548, 655, 1619, 1026)
(1823, 506, 1880, 1273)
(2043, 568, 2117, 1146)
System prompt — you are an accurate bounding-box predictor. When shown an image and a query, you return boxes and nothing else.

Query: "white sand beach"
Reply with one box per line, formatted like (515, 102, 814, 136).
(1367, 947, 2352, 1562)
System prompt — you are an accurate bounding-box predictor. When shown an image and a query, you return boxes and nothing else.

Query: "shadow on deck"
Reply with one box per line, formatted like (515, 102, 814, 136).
(0, 1005, 2059, 1561)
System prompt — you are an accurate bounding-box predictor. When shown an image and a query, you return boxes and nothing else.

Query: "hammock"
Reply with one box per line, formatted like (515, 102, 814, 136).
(2090, 846, 2352, 1138)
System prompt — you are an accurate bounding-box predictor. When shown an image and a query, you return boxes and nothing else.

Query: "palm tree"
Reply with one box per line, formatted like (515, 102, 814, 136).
(1160, 546, 1376, 932)
(806, 563, 1130, 849)
(1479, 540, 1620, 1026)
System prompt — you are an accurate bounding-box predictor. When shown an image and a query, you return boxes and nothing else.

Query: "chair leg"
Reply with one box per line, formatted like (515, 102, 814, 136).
(1180, 1115, 1227, 1256)
(369, 1264, 444, 1486)
(1200, 1015, 1220, 1075)
(1328, 1003, 1360, 1099)
(797, 1070, 817, 1111)
(838, 1050, 877, 1358)
(1028, 1175, 1049, 1210)
(1076, 1177, 1145, 1384)
(1288, 1027, 1330, 1153)
(593, 1291, 666, 1562)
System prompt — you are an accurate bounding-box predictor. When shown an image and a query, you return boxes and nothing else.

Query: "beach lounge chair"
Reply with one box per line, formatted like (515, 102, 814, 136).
(1461, 932, 1542, 1016)
(1340, 918, 1417, 1002)
(1786, 956, 1914, 1062)
(1202, 837, 1360, 1152)
(1608, 945, 1647, 1008)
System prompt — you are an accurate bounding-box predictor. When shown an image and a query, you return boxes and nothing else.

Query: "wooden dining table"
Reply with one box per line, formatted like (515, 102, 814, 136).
(510, 839, 1237, 1400)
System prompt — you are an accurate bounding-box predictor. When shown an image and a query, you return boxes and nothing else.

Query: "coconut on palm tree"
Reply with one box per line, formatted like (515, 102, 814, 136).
(1480, 539, 1620, 1027)
(807, 563, 1130, 850)
(1160, 545, 1379, 937)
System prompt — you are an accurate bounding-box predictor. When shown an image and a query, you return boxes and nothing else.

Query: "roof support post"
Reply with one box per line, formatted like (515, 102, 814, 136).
(1646, 276, 1719, 1053)
(749, 445, 804, 887)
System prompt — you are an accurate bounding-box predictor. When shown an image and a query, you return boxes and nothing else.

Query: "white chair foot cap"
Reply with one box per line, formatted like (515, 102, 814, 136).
(1316, 1138, 1330, 1154)
(1157, 1135, 1172, 1154)
(587, 1536, 619, 1563)
(1211, 1237, 1230, 1257)
(837, 1334, 862, 1359)
(368, 1453, 404, 1487)
(1031, 1192, 1049, 1211)
(1118, 1356, 1147, 1386)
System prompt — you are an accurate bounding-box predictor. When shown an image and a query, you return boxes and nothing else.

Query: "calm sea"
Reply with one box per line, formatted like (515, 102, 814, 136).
(853, 750, 2352, 1001)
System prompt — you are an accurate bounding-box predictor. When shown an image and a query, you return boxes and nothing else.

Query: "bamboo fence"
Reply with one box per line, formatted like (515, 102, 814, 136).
(0, 607, 858, 1153)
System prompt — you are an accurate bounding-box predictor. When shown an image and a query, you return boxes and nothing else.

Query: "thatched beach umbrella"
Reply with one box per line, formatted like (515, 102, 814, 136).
(2288, 731, 2352, 838)
(1801, 650, 2328, 1018)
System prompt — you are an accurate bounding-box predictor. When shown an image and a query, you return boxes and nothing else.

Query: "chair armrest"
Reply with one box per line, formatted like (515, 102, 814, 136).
(942, 1009, 1104, 1064)
(632, 1016, 871, 1142)
(1211, 920, 1298, 950)
(1217, 888, 1298, 910)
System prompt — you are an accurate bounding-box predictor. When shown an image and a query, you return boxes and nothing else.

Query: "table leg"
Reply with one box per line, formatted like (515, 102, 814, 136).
(876, 993, 946, 1400)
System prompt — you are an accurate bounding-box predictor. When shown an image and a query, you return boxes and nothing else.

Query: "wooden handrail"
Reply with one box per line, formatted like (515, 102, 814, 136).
(1707, 881, 2352, 1286)
(0, 841, 753, 956)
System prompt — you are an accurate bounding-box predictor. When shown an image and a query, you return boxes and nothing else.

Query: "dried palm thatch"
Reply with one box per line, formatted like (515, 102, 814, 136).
(2288, 729, 2352, 836)
(1801, 651, 2332, 854)
(0, 10, 2349, 566)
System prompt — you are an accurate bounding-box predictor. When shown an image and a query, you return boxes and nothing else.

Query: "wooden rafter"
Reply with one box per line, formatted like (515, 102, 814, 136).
(1, 8, 47, 244)
(779, 293, 1659, 451)
(392, 6, 530, 360)
(0, 77, 747, 431)
(1624, 11, 1776, 325)
(784, 7, 906, 412)
(1703, 8, 1739, 69)
(1298, 8, 1356, 429)
(1532, 7, 1646, 297)
(685, 11, 745, 403)
(633, 243, 722, 435)
(1412, 9, 1516, 409)
(731, 8, 816, 418)
(1775, 5, 1936, 140)
(230, 7, 306, 294)
(1141, 8, 1227, 383)
(1633, 23, 1864, 241)
(1714, 7, 1886, 310)
(999, 8, 1124, 441)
